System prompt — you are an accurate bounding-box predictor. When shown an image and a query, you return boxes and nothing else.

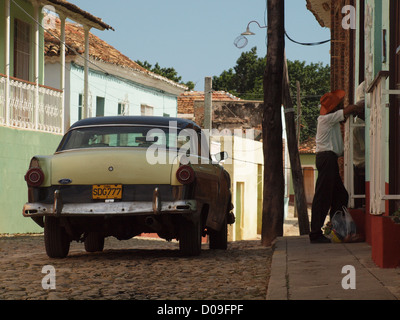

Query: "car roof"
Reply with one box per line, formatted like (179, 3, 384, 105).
(69, 116, 201, 131)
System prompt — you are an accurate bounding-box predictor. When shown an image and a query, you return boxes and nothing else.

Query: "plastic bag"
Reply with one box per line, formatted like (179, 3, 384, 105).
(324, 207, 361, 243)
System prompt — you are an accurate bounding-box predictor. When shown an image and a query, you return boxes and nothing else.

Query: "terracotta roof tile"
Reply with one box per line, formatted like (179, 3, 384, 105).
(44, 20, 147, 72)
(178, 91, 240, 114)
(298, 136, 316, 154)
(44, 20, 188, 92)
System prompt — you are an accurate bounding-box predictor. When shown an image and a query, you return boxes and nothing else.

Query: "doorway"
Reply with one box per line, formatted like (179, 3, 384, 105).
(235, 182, 244, 240)
(303, 167, 315, 205)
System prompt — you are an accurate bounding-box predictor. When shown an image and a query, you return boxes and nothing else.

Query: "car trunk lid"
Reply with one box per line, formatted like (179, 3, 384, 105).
(51, 148, 177, 185)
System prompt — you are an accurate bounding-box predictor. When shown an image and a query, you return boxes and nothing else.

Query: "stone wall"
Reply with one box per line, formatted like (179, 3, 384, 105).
(193, 100, 264, 137)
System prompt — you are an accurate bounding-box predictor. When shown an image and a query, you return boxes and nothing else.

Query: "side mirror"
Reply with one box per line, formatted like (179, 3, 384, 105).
(215, 151, 228, 163)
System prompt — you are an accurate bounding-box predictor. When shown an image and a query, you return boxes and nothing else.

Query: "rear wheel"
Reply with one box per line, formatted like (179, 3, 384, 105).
(209, 216, 228, 250)
(179, 219, 202, 256)
(44, 217, 70, 258)
(84, 232, 105, 252)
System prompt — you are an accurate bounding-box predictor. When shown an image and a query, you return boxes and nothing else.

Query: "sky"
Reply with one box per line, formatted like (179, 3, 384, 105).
(68, 0, 331, 91)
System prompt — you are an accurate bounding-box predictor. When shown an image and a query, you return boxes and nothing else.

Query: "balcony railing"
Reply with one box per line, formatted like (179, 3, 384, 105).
(0, 74, 63, 134)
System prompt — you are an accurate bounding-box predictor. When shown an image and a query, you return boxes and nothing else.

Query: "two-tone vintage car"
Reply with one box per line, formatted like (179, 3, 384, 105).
(23, 116, 234, 258)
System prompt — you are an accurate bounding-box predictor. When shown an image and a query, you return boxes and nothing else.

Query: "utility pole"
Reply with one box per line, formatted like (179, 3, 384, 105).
(294, 80, 301, 218)
(261, 0, 285, 247)
(283, 57, 310, 235)
(296, 81, 301, 145)
(204, 77, 212, 131)
(204, 77, 213, 149)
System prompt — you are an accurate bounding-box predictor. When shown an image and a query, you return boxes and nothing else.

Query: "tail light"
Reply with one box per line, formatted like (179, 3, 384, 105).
(176, 165, 195, 185)
(25, 167, 45, 187)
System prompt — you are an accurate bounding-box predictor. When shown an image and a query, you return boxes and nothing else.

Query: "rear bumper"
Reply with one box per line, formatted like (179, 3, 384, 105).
(23, 188, 196, 217)
(23, 200, 197, 217)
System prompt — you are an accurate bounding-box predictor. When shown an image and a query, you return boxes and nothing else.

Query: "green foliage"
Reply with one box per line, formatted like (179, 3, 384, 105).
(212, 47, 265, 100)
(136, 60, 195, 91)
(184, 81, 195, 91)
(287, 60, 330, 141)
(212, 47, 330, 142)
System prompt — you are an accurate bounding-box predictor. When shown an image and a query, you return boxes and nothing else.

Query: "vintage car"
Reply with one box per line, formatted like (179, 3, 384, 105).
(23, 116, 234, 258)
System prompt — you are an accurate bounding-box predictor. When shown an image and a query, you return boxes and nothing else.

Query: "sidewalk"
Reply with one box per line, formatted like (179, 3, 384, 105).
(268, 207, 400, 300)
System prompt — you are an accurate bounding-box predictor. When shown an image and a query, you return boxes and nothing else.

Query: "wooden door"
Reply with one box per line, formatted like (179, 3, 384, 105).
(235, 182, 244, 240)
(303, 167, 315, 205)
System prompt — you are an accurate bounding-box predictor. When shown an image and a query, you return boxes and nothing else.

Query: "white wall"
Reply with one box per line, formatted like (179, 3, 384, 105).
(45, 61, 179, 127)
(212, 135, 264, 241)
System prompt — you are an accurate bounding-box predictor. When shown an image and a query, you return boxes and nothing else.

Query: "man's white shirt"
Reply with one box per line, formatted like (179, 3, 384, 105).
(315, 110, 345, 156)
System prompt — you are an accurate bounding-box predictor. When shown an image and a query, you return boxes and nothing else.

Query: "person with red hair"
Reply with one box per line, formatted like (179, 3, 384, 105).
(310, 90, 364, 243)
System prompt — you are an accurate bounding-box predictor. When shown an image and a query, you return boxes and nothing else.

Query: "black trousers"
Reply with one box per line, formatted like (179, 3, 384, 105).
(310, 151, 349, 240)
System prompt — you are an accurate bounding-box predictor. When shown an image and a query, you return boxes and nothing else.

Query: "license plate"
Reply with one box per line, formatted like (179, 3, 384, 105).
(92, 184, 122, 200)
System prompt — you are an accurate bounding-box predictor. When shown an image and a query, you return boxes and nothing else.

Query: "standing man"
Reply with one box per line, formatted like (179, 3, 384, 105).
(310, 90, 364, 243)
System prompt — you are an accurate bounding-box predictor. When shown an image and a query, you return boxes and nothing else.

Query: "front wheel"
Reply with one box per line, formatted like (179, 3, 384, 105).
(44, 217, 70, 258)
(179, 219, 202, 256)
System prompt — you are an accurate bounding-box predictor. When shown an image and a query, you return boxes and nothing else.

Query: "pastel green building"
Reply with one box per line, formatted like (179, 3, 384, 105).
(0, 0, 185, 234)
(0, 0, 114, 234)
(0, 126, 61, 233)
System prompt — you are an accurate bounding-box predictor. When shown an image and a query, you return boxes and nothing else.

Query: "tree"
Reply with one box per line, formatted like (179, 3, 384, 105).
(261, 0, 285, 247)
(136, 60, 195, 90)
(212, 53, 330, 143)
(286, 60, 330, 141)
(212, 47, 265, 100)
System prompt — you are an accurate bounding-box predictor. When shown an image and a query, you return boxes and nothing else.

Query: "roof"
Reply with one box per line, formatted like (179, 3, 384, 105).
(306, 0, 331, 28)
(298, 136, 316, 154)
(44, 20, 187, 93)
(43, 0, 114, 31)
(69, 116, 201, 131)
(178, 91, 240, 115)
(44, 20, 147, 72)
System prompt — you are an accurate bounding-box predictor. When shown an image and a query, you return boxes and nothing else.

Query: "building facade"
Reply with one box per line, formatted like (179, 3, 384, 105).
(307, 0, 400, 268)
(0, 0, 113, 233)
(44, 21, 186, 129)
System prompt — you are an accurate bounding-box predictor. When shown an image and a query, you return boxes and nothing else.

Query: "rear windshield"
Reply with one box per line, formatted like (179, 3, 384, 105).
(56, 125, 193, 152)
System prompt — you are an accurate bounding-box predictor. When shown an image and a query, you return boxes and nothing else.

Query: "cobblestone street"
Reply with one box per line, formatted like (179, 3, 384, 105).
(0, 235, 272, 300)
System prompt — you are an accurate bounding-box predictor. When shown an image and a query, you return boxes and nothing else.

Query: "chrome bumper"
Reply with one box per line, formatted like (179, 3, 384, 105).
(23, 188, 196, 217)
(23, 200, 197, 217)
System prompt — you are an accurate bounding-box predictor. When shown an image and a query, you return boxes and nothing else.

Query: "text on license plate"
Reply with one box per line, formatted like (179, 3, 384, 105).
(92, 185, 122, 199)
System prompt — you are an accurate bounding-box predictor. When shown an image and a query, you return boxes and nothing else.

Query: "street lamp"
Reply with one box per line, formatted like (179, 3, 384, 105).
(234, 20, 267, 48)
(241, 26, 255, 36)
(241, 20, 267, 36)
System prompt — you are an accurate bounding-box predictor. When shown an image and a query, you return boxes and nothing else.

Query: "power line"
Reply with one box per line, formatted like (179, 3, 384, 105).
(284, 30, 331, 46)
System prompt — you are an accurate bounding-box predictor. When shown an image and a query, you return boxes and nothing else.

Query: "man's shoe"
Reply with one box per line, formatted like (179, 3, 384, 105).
(310, 235, 331, 244)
